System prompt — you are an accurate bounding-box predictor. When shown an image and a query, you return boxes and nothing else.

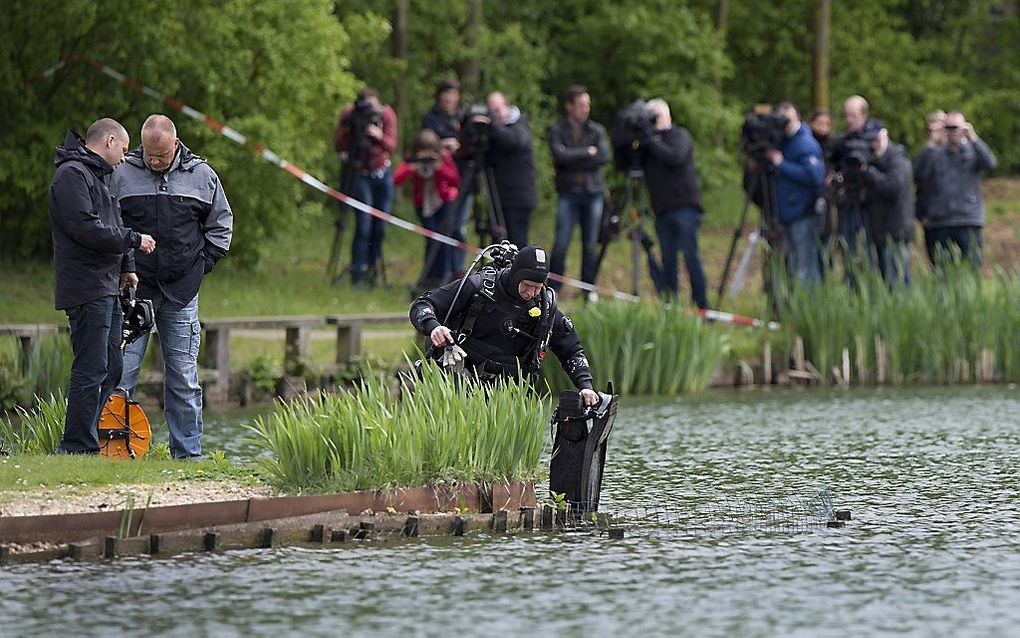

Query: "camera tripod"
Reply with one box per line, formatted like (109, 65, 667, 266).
(415, 154, 507, 292)
(717, 163, 780, 308)
(327, 126, 389, 288)
(593, 168, 666, 297)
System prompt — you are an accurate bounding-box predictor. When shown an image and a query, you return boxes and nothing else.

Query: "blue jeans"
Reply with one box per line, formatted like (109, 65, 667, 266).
(120, 294, 203, 458)
(62, 296, 123, 454)
(418, 203, 457, 287)
(551, 192, 603, 288)
(925, 226, 982, 268)
(351, 168, 394, 282)
(503, 207, 533, 250)
(654, 207, 708, 309)
(876, 239, 911, 288)
(782, 214, 821, 284)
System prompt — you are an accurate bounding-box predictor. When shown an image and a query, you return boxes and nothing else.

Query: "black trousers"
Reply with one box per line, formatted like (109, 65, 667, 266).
(925, 225, 982, 267)
(61, 295, 122, 454)
(502, 207, 533, 250)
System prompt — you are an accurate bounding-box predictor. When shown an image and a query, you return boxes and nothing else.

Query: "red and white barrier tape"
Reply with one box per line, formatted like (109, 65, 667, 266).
(27, 57, 779, 329)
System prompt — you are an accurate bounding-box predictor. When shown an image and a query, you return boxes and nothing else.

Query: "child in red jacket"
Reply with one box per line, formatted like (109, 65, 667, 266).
(394, 129, 460, 288)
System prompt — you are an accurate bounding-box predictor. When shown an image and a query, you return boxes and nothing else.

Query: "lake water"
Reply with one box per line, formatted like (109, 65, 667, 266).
(2, 386, 1019, 637)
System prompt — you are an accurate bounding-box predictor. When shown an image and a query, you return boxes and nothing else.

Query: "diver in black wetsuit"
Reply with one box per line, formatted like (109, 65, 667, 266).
(409, 244, 599, 406)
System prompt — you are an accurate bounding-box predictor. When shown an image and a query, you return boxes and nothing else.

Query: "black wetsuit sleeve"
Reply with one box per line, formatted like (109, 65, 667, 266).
(409, 275, 482, 336)
(548, 310, 594, 391)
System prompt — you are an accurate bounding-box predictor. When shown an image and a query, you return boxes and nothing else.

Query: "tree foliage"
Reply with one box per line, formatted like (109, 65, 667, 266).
(1, 0, 1016, 264)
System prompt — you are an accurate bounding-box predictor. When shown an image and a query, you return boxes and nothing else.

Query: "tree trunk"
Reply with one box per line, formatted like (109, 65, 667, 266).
(391, 0, 409, 152)
(812, 0, 831, 112)
(714, 0, 729, 148)
(463, 0, 483, 98)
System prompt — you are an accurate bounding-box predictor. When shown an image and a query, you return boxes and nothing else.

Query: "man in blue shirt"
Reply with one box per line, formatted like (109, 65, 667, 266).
(766, 101, 825, 284)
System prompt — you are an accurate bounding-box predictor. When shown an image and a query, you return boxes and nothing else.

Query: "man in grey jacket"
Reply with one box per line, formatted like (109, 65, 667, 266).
(112, 115, 233, 459)
(914, 111, 997, 266)
(863, 126, 914, 287)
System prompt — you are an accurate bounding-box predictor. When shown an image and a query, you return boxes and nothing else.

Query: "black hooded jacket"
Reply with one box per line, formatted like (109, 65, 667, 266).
(641, 124, 703, 216)
(409, 271, 594, 391)
(485, 108, 538, 210)
(49, 130, 140, 310)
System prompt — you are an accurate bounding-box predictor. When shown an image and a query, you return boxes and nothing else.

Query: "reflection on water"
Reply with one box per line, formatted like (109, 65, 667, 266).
(3, 386, 1020, 637)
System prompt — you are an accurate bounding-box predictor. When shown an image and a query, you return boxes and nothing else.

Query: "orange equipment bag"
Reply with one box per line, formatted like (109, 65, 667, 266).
(97, 393, 152, 460)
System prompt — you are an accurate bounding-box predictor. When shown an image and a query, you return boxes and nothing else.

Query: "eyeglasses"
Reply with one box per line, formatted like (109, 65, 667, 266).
(944, 125, 961, 131)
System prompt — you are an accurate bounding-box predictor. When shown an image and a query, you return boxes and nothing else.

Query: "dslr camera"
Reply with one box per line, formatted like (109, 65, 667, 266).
(834, 135, 873, 193)
(741, 107, 788, 164)
(611, 99, 657, 171)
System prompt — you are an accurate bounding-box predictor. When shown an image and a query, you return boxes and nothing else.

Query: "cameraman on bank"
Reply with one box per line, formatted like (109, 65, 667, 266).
(861, 125, 914, 287)
(334, 87, 397, 286)
(480, 91, 537, 249)
(829, 95, 874, 259)
(766, 101, 825, 284)
(637, 99, 708, 309)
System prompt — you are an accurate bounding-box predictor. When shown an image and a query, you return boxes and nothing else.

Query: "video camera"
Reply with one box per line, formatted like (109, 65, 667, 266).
(461, 103, 492, 156)
(611, 99, 657, 171)
(834, 135, 872, 191)
(342, 97, 384, 153)
(741, 106, 788, 163)
(120, 288, 154, 346)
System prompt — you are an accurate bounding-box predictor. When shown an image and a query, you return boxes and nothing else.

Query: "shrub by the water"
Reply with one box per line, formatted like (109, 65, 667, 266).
(545, 302, 731, 395)
(777, 261, 1020, 385)
(246, 363, 549, 491)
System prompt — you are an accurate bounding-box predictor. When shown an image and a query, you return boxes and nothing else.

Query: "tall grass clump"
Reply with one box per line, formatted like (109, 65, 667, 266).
(0, 335, 72, 408)
(545, 302, 731, 395)
(0, 392, 66, 455)
(246, 363, 549, 491)
(777, 260, 1020, 385)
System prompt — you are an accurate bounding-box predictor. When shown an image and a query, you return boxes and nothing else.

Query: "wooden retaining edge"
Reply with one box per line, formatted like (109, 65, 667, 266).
(1, 507, 542, 565)
(0, 481, 535, 545)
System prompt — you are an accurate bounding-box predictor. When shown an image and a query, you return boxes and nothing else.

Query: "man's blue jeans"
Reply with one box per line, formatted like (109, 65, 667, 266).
(550, 192, 603, 288)
(62, 295, 122, 454)
(782, 214, 822, 284)
(418, 203, 457, 287)
(876, 239, 911, 288)
(654, 206, 708, 309)
(351, 168, 394, 283)
(120, 294, 203, 458)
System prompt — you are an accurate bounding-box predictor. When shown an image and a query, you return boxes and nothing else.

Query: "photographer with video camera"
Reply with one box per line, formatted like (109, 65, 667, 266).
(394, 130, 461, 289)
(334, 87, 397, 286)
(829, 95, 876, 262)
(765, 101, 825, 284)
(861, 124, 915, 287)
(635, 98, 708, 309)
(548, 85, 610, 299)
(409, 244, 598, 405)
(481, 91, 537, 249)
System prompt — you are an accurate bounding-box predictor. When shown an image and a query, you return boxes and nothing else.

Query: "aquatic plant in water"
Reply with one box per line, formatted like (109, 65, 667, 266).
(544, 301, 731, 395)
(246, 362, 549, 491)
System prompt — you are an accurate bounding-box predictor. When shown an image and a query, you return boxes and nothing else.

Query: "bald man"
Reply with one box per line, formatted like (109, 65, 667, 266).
(50, 119, 156, 454)
(111, 114, 233, 459)
(830, 95, 878, 270)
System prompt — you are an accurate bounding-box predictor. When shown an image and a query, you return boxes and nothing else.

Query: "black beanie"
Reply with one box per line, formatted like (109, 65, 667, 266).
(509, 245, 550, 291)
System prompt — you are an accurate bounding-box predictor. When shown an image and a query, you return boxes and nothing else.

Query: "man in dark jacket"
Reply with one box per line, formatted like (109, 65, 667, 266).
(484, 91, 537, 249)
(410, 245, 598, 406)
(112, 114, 233, 459)
(548, 85, 610, 299)
(767, 101, 825, 284)
(422, 78, 462, 155)
(49, 119, 156, 454)
(640, 99, 707, 309)
(863, 127, 914, 286)
(915, 111, 998, 266)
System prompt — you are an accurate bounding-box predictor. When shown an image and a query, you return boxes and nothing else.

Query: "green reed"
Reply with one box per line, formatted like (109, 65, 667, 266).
(0, 392, 66, 455)
(0, 335, 72, 409)
(777, 260, 1020, 385)
(246, 362, 549, 491)
(544, 302, 731, 395)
